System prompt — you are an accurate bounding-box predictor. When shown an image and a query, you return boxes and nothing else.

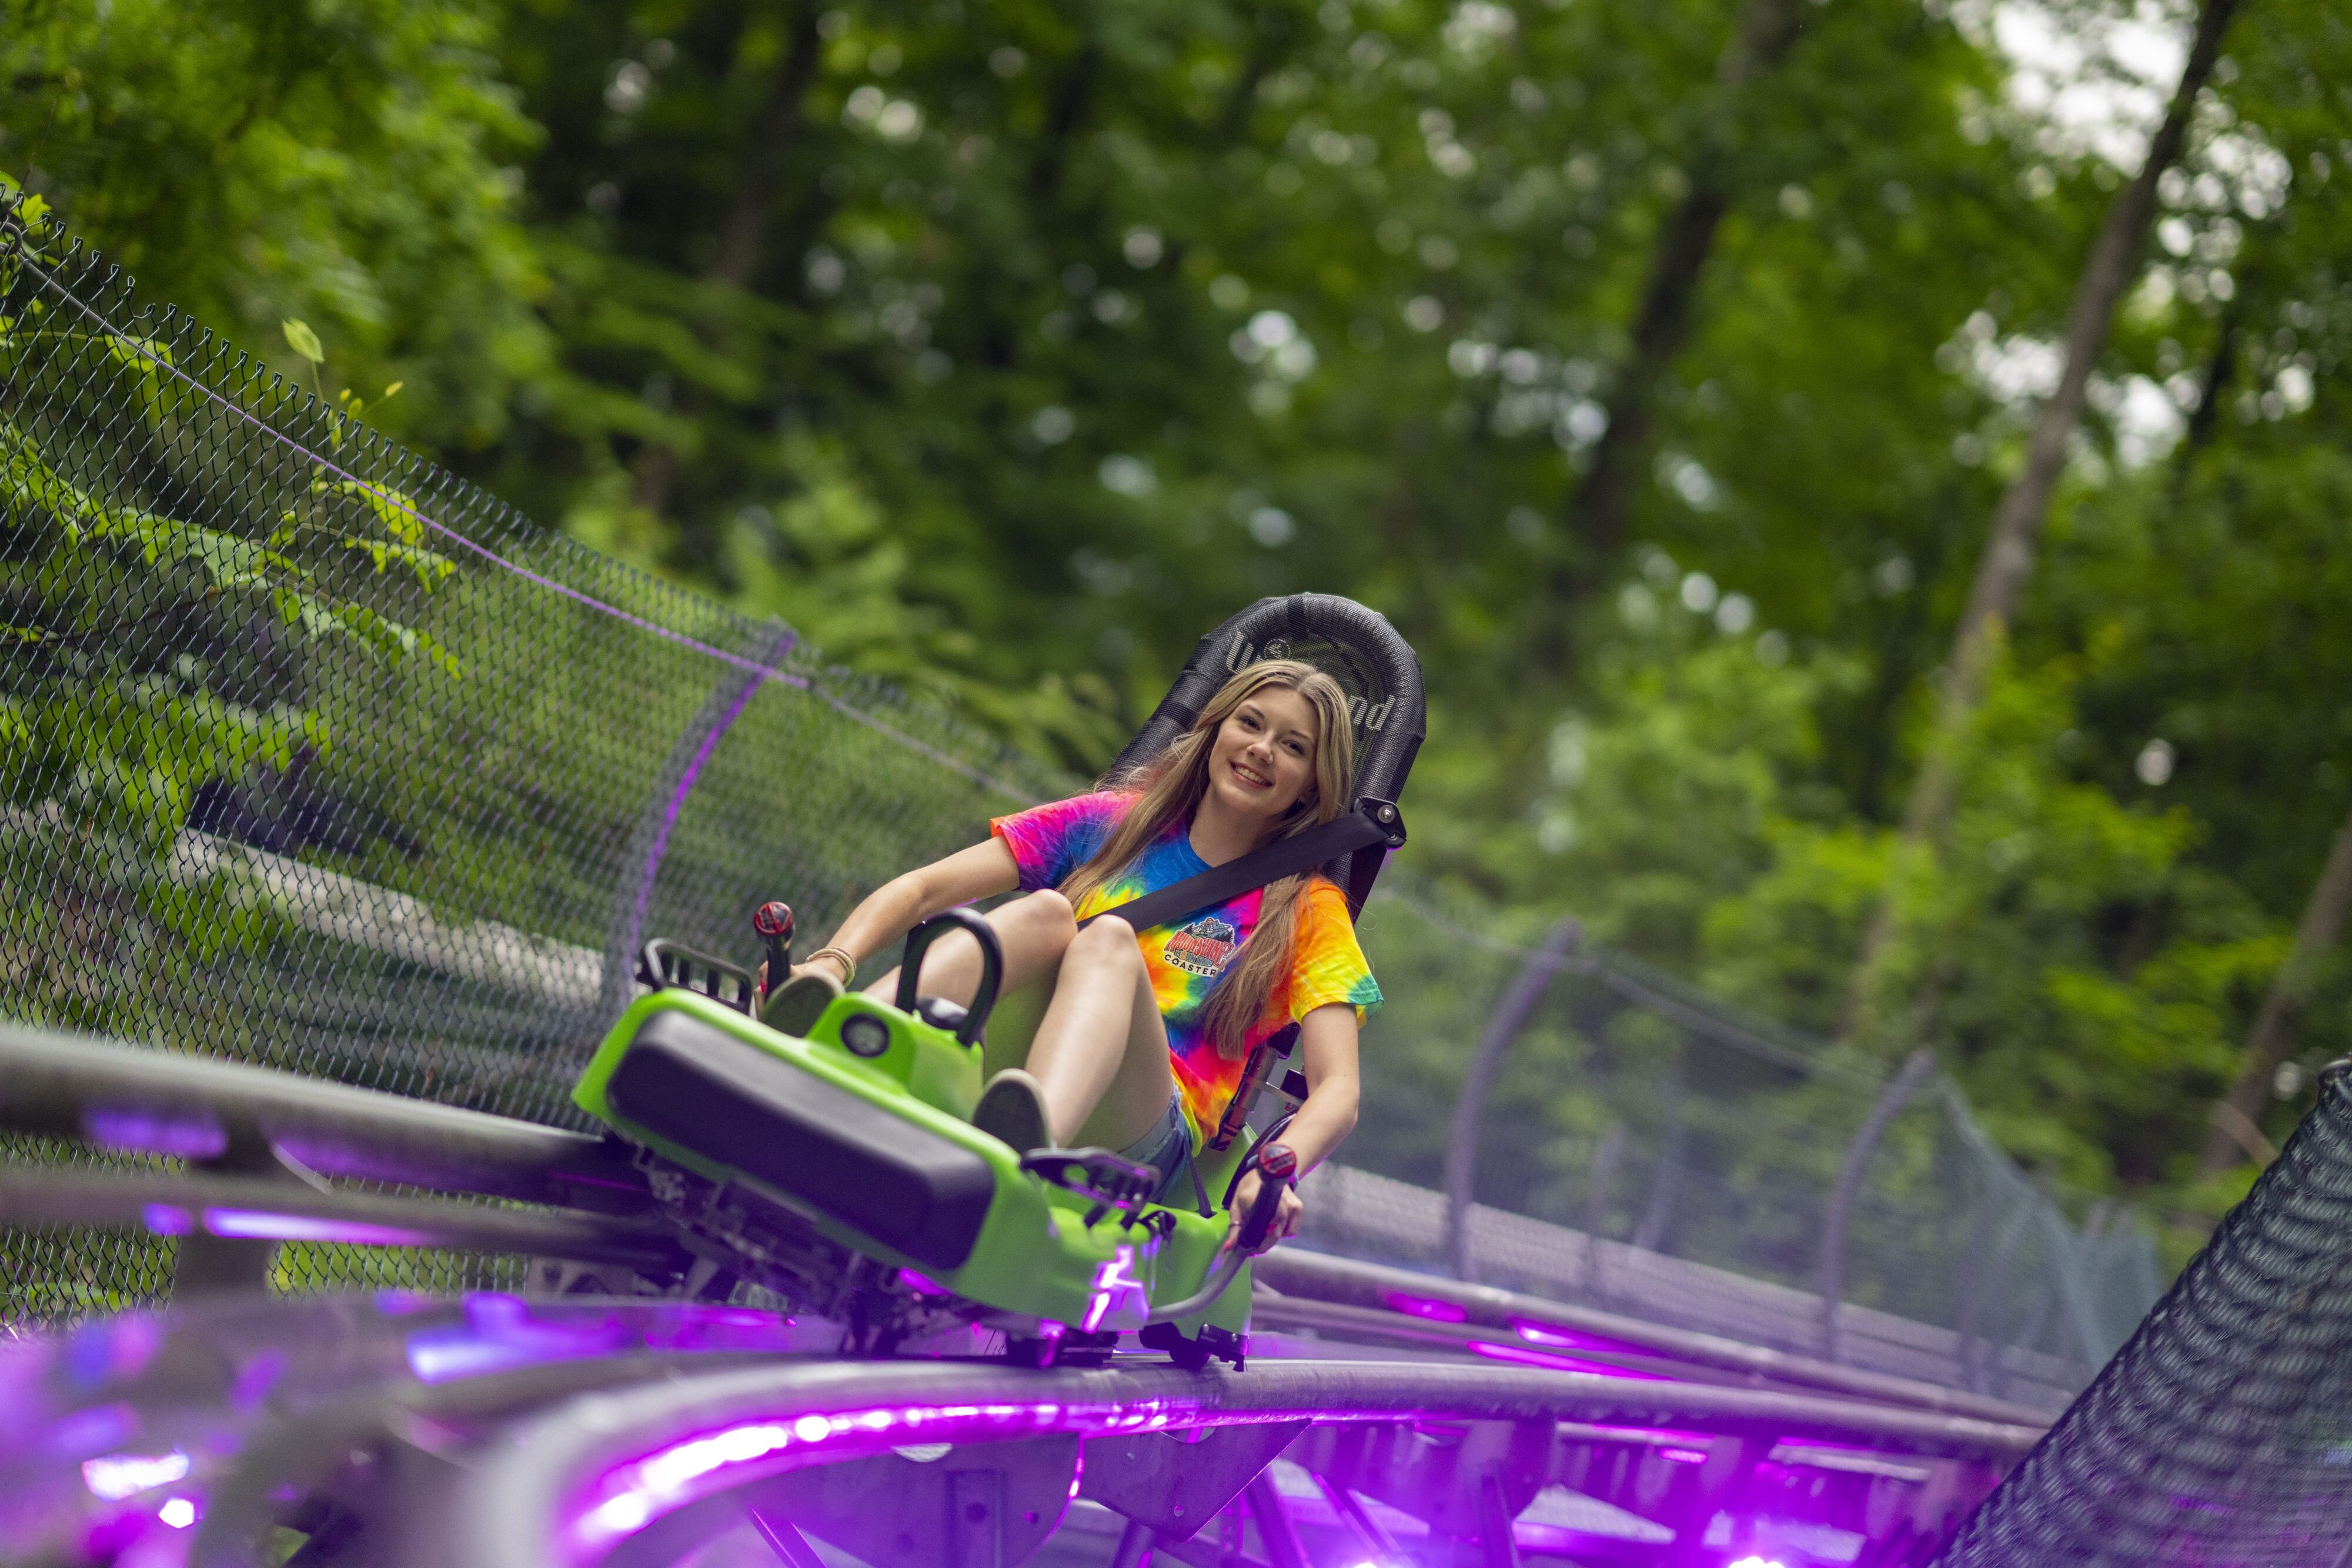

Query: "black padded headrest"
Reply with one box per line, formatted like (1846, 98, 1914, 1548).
(1111, 594, 1425, 913)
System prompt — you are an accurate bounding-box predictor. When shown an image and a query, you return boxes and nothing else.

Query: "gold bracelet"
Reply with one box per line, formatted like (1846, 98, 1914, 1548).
(804, 946, 857, 987)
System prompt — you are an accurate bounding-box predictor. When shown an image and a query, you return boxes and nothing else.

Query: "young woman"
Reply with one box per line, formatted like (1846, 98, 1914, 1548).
(766, 659, 1379, 1254)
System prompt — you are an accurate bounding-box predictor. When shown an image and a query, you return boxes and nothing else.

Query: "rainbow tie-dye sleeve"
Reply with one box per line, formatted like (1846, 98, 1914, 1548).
(990, 791, 1128, 893)
(1274, 879, 1383, 1029)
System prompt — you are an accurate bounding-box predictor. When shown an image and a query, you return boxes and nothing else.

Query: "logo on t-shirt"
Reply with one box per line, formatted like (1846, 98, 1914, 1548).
(1164, 915, 1240, 977)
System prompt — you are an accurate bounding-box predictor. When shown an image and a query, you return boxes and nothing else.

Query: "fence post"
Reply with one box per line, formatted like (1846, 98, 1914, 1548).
(1444, 918, 1581, 1282)
(594, 620, 796, 1025)
(1816, 1047, 1937, 1362)
(1629, 1067, 1689, 1255)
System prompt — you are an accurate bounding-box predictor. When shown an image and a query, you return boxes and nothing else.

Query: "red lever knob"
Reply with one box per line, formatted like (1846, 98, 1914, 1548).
(753, 901, 795, 940)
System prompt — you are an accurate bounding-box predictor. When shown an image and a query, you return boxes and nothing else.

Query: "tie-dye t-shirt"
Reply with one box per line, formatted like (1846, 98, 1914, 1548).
(990, 791, 1381, 1148)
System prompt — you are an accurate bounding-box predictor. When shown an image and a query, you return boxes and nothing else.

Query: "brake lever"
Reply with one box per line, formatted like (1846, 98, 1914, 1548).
(753, 901, 794, 1001)
(1234, 1143, 1298, 1255)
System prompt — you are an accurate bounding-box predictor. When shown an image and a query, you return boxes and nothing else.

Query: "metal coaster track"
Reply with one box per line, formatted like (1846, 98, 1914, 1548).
(2, 1289, 2042, 1568)
(419, 1355, 2040, 1568)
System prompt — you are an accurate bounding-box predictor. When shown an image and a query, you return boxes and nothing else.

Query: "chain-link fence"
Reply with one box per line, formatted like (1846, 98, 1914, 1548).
(0, 192, 2155, 1400)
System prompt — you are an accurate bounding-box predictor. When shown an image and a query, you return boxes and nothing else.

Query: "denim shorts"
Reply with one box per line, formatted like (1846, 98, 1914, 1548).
(1117, 1091, 1200, 1208)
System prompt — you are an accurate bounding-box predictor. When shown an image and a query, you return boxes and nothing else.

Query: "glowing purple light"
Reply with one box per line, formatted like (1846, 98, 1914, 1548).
(565, 1394, 1214, 1562)
(201, 1209, 435, 1246)
(81, 1451, 191, 1501)
(44, 1402, 138, 1460)
(1726, 1557, 1787, 1568)
(1661, 1447, 1711, 1465)
(158, 1496, 199, 1529)
(897, 1269, 949, 1298)
(1381, 1292, 1469, 1323)
(375, 1289, 444, 1316)
(1083, 1246, 1140, 1333)
(1511, 1318, 1619, 1352)
(1469, 1341, 1663, 1379)
(230, 1351, 286, 1413)
(406, 1296, 808, 1384)
(142, 1204, 193, 1238)
(83, 1108, 228, 1160)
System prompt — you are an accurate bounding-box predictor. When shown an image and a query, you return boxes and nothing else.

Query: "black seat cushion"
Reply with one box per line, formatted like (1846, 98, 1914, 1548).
(607, 1008, 996, 1272)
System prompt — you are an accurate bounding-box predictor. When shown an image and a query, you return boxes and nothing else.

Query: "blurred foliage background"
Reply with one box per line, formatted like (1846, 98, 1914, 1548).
(8, 0, 2351, 1246)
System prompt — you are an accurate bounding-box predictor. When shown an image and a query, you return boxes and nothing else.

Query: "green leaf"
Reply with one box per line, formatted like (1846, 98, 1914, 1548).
(103, 332, 172, 372)
(88, 507, 282, 589)
(271, 586, 343, 640)
(1, 419, 100, 543)
(341, 534, 457, 589)
(316, 479, 425, 545)
(282, 318, 325, 365)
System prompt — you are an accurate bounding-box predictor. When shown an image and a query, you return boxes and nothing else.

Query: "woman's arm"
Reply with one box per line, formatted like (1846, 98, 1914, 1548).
(1224, 1001, 1360, 1252)
(794, 838, 1021, 984)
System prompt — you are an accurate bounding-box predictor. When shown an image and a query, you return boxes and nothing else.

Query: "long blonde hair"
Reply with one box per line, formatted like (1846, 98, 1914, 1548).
(1064, 660, 1357, 1059)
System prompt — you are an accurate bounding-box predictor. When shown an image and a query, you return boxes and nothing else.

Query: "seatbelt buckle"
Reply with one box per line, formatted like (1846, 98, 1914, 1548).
(1354, 796, 1407, 850)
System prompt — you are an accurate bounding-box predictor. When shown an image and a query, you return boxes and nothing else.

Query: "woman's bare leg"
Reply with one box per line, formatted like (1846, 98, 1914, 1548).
(860, 890, 1075, 1007)
(1024, 915, 1173, 1149)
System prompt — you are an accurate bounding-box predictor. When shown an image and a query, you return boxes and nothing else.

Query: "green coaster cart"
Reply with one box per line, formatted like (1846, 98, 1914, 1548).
(569, 595, 1424, 1369)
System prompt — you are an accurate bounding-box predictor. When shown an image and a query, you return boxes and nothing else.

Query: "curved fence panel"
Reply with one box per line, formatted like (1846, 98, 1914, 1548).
(1934, 1068, 2352, 1566)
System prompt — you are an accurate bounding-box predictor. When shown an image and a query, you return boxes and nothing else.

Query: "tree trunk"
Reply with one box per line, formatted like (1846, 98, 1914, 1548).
(2197, 801, 2352, 1175)
(1842, 0, 2243, 1036)
(1545, 0, 1803, 646)
(1568, 183, 1730, 564)
(633, 5, 825, 519)
(2169, 290, 2241, 504)
(1028, 42, 1105, 206)
(710, 6, 825, 292)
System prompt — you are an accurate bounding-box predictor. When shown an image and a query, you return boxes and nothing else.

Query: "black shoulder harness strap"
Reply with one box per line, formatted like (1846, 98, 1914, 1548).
(1075, 797, 1406, 937)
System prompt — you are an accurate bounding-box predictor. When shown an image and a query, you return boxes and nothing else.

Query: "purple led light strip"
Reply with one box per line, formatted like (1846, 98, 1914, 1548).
(565, 1394, 1217, 1563)
(481, 1348, 2042, 1568)
(17, 253, 1039, 805)
(1469, 1340, 1669, 1380)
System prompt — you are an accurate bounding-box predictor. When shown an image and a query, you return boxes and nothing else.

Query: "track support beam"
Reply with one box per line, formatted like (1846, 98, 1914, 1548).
(1080, 1420, 1309, 1542)
(741, 1436, 1078, 1567)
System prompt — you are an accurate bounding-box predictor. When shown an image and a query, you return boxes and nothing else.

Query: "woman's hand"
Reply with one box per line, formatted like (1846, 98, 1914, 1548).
(1221, 1168, 1304, 1255)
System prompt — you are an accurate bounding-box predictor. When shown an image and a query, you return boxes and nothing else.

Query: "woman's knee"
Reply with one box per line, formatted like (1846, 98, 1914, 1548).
(1021, 888, 1076, 935)
(996, 888, 1077, 956)
(1067, 912, 1138, 969)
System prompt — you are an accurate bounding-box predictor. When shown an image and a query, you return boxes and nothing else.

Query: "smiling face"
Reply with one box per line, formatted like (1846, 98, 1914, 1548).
(1205, 684, 1322, 826)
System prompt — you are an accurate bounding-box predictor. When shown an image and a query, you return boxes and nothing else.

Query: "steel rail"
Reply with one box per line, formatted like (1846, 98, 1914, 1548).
(1257, 1249, 2054, 1425)
(0, 1023, 646, 1211)
(1251, 1290, 1855, 1388)
(0, 1167, 678, 1269)
(423, 1355, 2046, 1568)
